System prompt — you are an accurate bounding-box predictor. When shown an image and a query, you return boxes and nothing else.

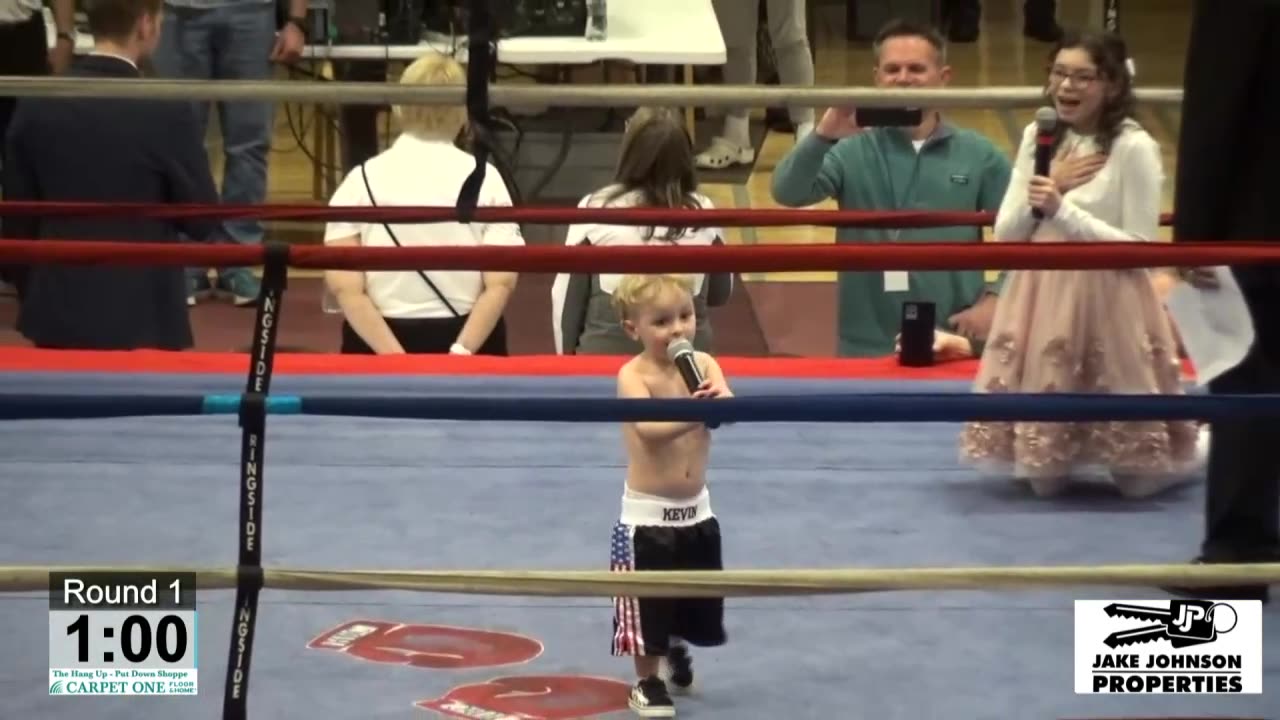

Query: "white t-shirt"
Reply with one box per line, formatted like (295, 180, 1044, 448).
(324, 134, 524, 319)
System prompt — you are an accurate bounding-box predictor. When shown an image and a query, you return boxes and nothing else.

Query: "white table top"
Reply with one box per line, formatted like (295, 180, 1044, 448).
(54, 0, 725, 66)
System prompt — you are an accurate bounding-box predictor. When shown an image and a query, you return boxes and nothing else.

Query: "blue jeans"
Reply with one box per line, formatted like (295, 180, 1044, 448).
(152, 2, 275, 282)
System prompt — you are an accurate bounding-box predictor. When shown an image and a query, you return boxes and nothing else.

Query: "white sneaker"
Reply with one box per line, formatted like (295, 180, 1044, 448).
(695, 136, 755, 170)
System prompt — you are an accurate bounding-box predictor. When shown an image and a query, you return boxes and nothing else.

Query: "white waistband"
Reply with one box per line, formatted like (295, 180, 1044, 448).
(620, 487, 712, 527)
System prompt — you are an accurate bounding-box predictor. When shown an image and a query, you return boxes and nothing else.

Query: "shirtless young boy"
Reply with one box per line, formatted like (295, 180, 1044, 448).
(607, 274, 732, 718)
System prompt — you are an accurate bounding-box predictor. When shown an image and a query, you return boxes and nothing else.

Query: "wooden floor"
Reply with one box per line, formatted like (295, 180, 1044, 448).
(235, 0, 1190, 286)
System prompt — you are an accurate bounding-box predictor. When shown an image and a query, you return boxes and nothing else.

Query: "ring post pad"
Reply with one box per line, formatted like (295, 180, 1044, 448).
(260, 240, 290, 291)
(238, 392, 266, 432)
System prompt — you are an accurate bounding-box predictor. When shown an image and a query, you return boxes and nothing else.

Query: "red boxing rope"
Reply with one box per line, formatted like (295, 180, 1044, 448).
(0, 200, 1177, 229)
(0, 239, 1277, 272)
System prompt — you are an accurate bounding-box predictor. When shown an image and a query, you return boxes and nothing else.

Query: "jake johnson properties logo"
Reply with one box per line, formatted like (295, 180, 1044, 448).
(1074, 599, 1263, 695)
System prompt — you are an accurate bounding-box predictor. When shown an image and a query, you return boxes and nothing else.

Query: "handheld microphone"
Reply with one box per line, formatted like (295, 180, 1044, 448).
(668, 338, 705, 394)
(1032, 106, 1058, 220)
(667, 339, 719, 429)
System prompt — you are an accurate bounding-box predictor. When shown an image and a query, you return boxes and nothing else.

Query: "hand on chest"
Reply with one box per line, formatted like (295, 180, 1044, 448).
(1049, 141, 1112, 199)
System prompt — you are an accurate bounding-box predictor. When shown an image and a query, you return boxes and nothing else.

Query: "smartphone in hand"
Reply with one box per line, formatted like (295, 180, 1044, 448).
(855, 107, 924, 127)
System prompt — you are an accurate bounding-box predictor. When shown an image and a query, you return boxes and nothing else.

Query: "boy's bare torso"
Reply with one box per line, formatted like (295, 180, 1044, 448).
(621, 357, 710, 501)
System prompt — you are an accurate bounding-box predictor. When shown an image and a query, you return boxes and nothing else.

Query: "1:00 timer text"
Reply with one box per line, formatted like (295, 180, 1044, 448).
(67, 614, 189, 664)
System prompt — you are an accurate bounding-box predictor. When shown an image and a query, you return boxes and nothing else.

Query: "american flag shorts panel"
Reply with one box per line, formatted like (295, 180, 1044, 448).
(610, 521, 644, 656)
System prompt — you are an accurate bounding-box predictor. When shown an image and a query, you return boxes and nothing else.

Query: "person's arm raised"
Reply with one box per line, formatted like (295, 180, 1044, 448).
(771, 107, 858, 207)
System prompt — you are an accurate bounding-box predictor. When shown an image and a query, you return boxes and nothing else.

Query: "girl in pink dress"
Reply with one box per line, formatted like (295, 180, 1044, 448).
(959, 30, 1199, 497)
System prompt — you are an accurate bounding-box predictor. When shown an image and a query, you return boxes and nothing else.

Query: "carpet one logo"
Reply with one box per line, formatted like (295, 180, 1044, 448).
(1074, 599, 1263, 695)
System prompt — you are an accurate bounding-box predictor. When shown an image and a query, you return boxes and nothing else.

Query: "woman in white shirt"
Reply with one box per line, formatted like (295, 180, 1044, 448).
(551, 107, 733, 355)
(959, 30, 1198, 498)
(323, 52, 522, 356)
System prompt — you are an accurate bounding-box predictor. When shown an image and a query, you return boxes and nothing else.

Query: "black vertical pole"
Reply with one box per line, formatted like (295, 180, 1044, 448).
(457, 0, 496, 223)
(221, 241, 290, 720)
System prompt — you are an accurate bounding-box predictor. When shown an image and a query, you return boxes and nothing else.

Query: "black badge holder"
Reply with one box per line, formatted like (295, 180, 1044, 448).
(898, 300, 936, 367)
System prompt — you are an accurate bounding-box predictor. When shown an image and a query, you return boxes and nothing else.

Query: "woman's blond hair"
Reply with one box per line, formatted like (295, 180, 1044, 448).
(394, 52, 468, 141)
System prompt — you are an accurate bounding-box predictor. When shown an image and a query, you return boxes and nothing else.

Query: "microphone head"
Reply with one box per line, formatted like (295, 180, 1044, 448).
(666, 338, 695, 360)
(1035, 106, 1058, 132)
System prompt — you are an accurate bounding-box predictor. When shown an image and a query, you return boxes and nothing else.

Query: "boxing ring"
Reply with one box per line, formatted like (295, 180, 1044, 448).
(3, 225, 1280, 720)
(2, 58, 1280, 720)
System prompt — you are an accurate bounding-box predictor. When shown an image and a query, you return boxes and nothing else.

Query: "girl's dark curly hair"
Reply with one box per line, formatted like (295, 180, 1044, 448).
(1044, 29, 1137, 155)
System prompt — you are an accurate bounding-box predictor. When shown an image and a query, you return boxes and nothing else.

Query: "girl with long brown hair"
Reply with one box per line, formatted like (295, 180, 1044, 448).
(552, 107, 733, 355)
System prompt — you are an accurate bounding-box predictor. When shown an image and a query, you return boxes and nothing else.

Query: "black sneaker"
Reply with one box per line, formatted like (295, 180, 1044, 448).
(664, 644, 694, 693)
(628, 676, 675, 718)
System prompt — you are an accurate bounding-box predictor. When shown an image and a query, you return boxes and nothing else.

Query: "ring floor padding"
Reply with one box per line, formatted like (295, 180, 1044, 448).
(1, 372, 1275, 719)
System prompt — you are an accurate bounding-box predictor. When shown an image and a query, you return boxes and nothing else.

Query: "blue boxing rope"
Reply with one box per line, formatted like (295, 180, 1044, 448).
(3, 392, 1280, 422)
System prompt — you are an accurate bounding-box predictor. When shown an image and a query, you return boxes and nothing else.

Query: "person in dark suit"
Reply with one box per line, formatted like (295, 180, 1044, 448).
(1168, 0, 1280, 603)
(0, 0, 75, 299)
(2, 0, 224, 350)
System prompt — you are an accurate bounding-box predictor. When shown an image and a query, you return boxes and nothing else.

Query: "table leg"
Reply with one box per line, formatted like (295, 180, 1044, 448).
(684, 64, 695, 138)
(321, 106, 336, 197)
(311, 104, 323, 200)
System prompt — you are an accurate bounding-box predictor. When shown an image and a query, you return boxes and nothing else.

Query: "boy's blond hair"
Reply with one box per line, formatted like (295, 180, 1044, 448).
(611, 274, 697, 321)
(394, 52, 468, 140)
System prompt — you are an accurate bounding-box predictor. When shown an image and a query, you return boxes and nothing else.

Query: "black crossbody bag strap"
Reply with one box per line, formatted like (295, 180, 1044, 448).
(359, 163, 462, 318)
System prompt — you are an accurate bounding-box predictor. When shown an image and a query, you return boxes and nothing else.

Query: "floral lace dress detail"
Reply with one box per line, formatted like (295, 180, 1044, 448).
(958, 269, 1199, 481)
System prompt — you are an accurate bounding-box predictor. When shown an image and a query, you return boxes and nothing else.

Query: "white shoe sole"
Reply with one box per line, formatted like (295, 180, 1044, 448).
(629, 698, 676, 717)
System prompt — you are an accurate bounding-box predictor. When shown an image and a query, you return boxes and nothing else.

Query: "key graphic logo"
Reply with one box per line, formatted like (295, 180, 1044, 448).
(1074, 599, 1263, 695)
(1103, 600, 1238, 649)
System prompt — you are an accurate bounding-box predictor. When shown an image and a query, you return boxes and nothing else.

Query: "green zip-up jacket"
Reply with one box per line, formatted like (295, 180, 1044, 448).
(772, 121, 1012, 357)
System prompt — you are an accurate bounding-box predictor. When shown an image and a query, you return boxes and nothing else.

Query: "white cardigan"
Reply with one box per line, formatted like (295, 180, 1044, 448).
(994, 118, 1164, 244)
